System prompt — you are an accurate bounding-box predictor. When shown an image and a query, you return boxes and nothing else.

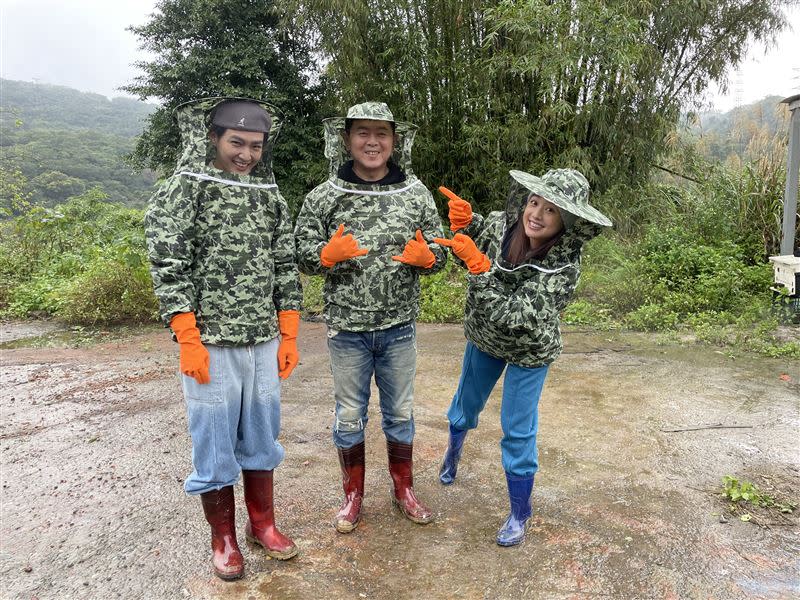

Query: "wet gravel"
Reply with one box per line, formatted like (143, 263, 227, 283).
(1, 322, 798, 599)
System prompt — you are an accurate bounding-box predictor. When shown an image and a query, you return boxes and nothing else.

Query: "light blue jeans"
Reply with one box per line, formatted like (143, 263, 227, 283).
(446, 341, 549, 477)
(327, 322, 417, 448)
(181, 338, 284, 495)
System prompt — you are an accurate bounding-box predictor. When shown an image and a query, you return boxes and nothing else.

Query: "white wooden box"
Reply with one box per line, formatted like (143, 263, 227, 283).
(769, 255, 800, 295)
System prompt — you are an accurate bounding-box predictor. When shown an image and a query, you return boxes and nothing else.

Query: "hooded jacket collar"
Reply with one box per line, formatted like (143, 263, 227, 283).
(496, 175, 604, 274)
(172, 97, 281, 187)
(322, 116, 422, 195)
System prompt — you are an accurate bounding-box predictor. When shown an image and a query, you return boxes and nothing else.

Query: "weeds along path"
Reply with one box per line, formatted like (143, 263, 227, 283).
(1, 322, 797, 599)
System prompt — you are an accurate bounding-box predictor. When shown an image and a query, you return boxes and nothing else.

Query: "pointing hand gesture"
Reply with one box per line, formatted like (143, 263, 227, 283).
(433, 233, 490, 274)
(438, 186, 473, 233)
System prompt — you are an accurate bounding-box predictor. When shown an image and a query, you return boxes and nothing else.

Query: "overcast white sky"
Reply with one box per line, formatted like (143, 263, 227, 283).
(0, 0, 156, 99)
(1, 0, 798, 111)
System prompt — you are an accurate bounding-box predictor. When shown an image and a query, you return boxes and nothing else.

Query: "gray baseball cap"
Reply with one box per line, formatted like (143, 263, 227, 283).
(211, 100, 272, 133)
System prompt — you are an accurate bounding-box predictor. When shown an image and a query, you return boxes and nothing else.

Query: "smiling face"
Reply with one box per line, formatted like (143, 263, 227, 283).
(209, 128, 265, 175)
(522, 194, 564, 248)
(343, 119, 396, 181)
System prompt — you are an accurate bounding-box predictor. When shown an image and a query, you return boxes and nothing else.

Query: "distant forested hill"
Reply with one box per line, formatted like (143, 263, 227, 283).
(688, 95, 790, 162)
(697, 95, 787, 138)
(1, 79, 157, 207)
(1, 79, 154, 136)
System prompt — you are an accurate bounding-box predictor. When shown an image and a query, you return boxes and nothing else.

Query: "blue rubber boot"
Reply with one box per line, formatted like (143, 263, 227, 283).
(496, 473, 534, 546)
(438, 424, 468, 485)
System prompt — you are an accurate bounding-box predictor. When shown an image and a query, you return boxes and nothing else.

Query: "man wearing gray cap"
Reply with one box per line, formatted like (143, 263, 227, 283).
(145, 97, 302, 580)
(295, 102, 446, 533)
(208, 100, 272, 174)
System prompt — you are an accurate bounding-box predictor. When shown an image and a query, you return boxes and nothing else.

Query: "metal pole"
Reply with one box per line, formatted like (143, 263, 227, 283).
(781, 97, 800, 255)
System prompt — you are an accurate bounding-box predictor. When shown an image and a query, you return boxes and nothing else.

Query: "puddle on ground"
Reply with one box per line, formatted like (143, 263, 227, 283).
(0, 323, 161, 349)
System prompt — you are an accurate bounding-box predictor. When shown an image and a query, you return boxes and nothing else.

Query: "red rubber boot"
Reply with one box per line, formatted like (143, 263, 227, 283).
(387, 440, 433, 524)
(242, 470, 298, 560)
(199, 487, 244, 580)
(334, 442, 365, 533)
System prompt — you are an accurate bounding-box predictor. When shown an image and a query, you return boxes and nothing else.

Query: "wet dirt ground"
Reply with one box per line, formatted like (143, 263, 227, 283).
(1, 321, 798, 600)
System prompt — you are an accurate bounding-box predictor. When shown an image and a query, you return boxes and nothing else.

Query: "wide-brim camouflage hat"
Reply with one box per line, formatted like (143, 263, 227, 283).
(346, 101, 395, 123)
(510, 169, 612, 227)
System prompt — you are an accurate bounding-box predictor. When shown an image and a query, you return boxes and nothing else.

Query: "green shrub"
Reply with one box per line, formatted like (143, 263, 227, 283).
(722, 475, 795, 515)
(0, 274, 14, 311)
(301, 274, 324, 317)
(742, 337, 800, 359)
(686, 310, 734, 345)
(56, 258, 158, 325)
(577, 236, 651, 314)
(625, 304, 679, 331)
(418, 260, 466, 323)
(6, 275, 66, 317)
(576, 200, 777, 338)
(562, 299, 613, 328)
(0, 189, 159, 324)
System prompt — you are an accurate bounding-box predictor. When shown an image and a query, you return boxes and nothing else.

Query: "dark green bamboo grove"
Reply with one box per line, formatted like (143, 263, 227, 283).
(126, 0, 787, 215)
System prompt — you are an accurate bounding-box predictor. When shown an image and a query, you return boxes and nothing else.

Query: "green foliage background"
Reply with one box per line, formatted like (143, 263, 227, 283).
(0, 0, 797, 359)
(297, 0, 785, 217)
(0, 189, 158, 325)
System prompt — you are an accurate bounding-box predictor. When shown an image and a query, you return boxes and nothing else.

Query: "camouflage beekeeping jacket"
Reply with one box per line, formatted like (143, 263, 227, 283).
(456, 179, 604, 368)
(144, 97, 302, 346)
(294, 115, 445, 332)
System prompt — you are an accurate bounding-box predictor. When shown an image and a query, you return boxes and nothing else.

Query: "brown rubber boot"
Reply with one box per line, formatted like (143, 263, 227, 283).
(200, 487, 244, 580)
(386, 440, 433, 524)
(334, 442, 365, 533)
(242, 470, 298, 560)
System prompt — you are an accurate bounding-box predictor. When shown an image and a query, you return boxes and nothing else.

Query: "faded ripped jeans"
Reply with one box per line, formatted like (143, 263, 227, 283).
(181, 338, 284, 495)
(327, 322, 417, 449)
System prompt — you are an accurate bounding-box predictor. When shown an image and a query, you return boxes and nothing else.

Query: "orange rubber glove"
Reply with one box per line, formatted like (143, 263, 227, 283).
(320, 224, 369, 268)
(277, 310, 300, 380)
(433, 233, 491, 274)
(391, 229, 436, 268)
(438, 186, 473, 233)
(170, 312, 210, 384)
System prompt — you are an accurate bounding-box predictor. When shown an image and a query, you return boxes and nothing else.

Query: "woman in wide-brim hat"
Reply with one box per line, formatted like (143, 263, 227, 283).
(433, 168, 612, 546)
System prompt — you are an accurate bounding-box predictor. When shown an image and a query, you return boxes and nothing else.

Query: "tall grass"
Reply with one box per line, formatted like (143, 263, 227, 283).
(566, 130, 798, 356)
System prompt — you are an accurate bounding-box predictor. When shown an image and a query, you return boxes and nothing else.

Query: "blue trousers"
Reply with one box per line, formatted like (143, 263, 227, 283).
(181, 339, 284, 495)
(327, 322, 417, 448)
(446, 341, 549, 477)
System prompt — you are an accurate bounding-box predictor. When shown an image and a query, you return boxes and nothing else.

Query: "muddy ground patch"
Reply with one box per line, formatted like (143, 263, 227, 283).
(1, 322, 798, 599)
